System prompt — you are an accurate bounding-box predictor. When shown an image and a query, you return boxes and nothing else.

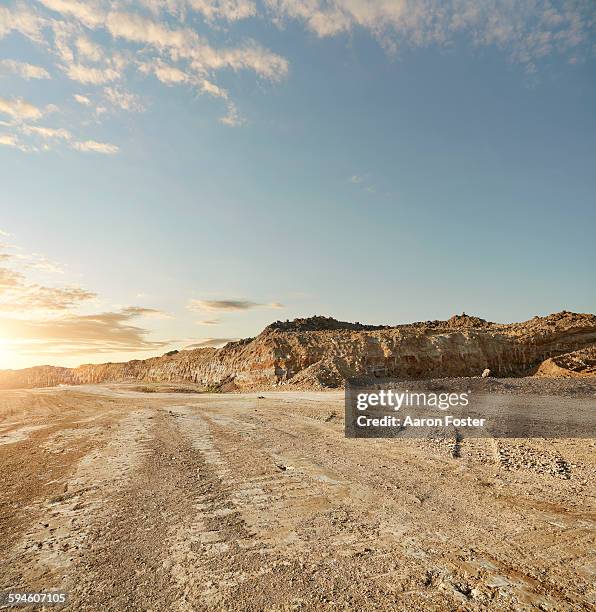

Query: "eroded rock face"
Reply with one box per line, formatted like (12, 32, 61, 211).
(1, 311, 595, 390)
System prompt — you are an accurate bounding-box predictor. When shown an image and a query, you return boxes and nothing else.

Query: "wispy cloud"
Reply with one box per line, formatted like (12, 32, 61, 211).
(0, 96, 44, 121)
(64, 64, 120, 85)
(0, 3, 46, 43)
(121, 306, 172, 319)
(38, 0, 105, 28)
(0, 286, 97, 312)
(0, 0, 290, 152)
(219, 101, 243, 127)
(196, 319, 220, 325)
(188, 299, 260, 311)
(73, 93, 91, 105)
(21, 124, 72, 140)
(1, 117, 118, 153)
(0, 309, 171, 356)
(0, 265, 25, 290)
(0, 59, 50, 80)
(187, 0, 257, 23)
(71, 139, 119, 154)
(103, 86, 145, 112)
(1, 0, 588, 158)
(0, 254, 94, 313)
(188, 299, 285, 312)
(0, 237, 173, 360)
(265, 0, 595, 71)
(0, 133, 31, 151)
(0, 248, 94, 312)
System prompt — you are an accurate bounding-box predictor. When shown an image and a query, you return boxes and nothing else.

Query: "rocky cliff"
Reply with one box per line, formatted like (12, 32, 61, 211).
(1, 311, 595, 390)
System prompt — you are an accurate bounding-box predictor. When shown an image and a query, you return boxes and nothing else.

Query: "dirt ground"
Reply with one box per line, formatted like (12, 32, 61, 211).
(0, 383, 594, 611)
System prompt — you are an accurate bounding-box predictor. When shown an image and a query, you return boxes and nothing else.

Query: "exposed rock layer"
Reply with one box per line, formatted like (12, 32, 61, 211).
(1, 311, 595, 390)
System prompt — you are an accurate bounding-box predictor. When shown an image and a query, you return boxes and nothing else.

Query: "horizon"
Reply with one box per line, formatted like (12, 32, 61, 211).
(1, 308, 591, 372)
(1, 0, 595, 369)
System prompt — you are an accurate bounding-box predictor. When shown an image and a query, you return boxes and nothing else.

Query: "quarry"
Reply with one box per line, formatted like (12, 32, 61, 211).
(0, 311, 594, 610)
(0, 310, 595, 391)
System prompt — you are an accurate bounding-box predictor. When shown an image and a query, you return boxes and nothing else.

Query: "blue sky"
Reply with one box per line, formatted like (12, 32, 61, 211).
(0, 0, 595, 368)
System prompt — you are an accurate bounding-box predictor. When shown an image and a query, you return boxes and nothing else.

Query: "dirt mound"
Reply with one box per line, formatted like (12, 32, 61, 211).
(536, 344, 596, 377)
(442, 313, 492, 329)
(285, 357, 350, 389)
(265, 316, 388, 333)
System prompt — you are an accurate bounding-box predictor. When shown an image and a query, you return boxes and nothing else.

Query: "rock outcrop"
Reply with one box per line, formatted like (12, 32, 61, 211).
(1, 311, 595, 390)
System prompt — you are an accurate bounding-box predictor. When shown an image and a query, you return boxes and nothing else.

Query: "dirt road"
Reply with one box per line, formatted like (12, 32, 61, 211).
(0, 385, 594, 610)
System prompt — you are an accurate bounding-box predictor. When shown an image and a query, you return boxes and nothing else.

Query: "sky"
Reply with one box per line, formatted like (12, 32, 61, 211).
(0, 0, 595, 370)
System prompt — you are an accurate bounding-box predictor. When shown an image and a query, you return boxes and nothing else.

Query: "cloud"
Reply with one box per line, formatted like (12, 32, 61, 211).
(188, 298, 285, 312)
(195, 319, 220, 325)
(265, 0, 595, 70)
(75, 34, 104, 62)
(103, 86, 145, 112)
(0, 286, 96, 312)
(71, 139, 119, 154)
(0, 245, 94, 312)
(188, 299, 260, 311)
(200, 78, 228, 99)
(0, 239, 172, 361)
(0, 133, 30, 151)
(0, 97, 43, 121)
(26, 258, 64, 273)
(21, 124, 72, 140)
(185, 337, 237, 348)
(38, 0, 106, 28)
(0, 4, 46, 43)
(0, 309, 170, 356)
(0, 283, 95, 313)
(188, 0, 256, 22)
(0, 59, 50, 80)
(3, 0, 590, 156)
(105, 10, 200, 50)
(73, 93, 91, 105)
(219, 101, 243, 126)
(8, 250, 65, 273)
(140, 60, 190, 85)
(104, 10, 288, 80)
(121, 306, 172, 319)
(64, 64, 120, 84)
(4, 0, 289, 143)
(140, 61, 244, 123)
(0, 265, 25, 290)
(350, 175, 363, 183)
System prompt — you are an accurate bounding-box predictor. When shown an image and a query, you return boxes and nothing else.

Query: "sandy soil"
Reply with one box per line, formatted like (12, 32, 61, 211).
(0, 383, 594, 610)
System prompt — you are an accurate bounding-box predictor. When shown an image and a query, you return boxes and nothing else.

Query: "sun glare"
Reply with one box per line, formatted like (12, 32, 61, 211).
(0, 339, 15, 370)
